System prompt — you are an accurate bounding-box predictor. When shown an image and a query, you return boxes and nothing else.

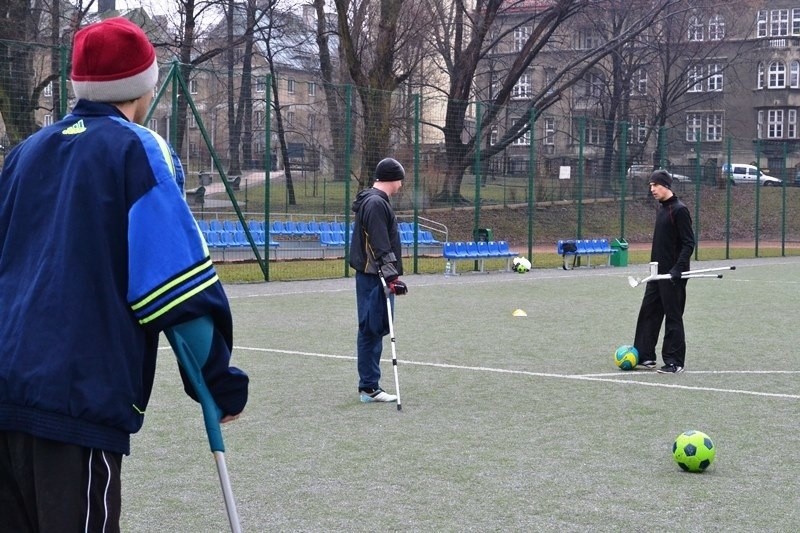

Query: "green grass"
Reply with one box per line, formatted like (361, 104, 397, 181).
(122, 257, 800, 531)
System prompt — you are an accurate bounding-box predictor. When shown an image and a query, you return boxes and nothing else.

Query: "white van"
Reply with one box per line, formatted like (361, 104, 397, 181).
(721, 164, 783, 186)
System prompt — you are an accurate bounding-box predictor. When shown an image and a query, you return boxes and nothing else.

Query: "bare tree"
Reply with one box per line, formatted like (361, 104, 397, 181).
(0, 0, 95, 145)
(313, 0, 348, 183)
(332, 0, 416, 188)
(423, 0, 671, 204)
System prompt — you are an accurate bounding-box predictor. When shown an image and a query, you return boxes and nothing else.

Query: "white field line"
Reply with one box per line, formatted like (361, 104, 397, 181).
(221, 346, 800, 401)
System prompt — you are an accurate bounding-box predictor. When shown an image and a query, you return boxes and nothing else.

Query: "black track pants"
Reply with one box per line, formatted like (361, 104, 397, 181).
(0, 431, 122, 532)
(634, 279, 688, 366)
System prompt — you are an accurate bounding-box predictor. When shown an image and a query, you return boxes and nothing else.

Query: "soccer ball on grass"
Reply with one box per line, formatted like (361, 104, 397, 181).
(672, 430, 716, 472)
(512, 256, 531, 273)
(614, 345, 639, 370)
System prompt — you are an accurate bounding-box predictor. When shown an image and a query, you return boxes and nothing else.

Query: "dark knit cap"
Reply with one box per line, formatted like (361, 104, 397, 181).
(649, 169, 673, 189)
(374, 158, 405, 182)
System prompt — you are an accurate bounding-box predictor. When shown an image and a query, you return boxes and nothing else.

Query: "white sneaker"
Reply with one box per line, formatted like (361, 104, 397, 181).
(359, 388, 397, 403)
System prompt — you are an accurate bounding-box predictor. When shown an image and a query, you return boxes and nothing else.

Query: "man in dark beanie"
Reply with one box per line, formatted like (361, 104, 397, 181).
(350, 158, 407, 403)
(633, 169, 695, 373)
(0, 17, 247, 529)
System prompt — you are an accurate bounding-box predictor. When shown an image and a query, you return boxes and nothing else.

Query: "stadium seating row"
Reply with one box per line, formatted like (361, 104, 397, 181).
(556, 238, 615, 270)
(319, 230, 440, 247)
(442, 241, 517, 274)
(197, 219, 440, 244)
(203, 229, 279, 249)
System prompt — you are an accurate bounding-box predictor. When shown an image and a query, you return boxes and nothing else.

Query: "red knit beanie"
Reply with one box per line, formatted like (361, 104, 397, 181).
(71, 17, 158, 102)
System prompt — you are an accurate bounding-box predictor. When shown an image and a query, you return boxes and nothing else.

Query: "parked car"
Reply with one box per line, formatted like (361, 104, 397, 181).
(626, 165, 692, 183)
(721, 164, 783, 186)
(794, 170, 800, 187)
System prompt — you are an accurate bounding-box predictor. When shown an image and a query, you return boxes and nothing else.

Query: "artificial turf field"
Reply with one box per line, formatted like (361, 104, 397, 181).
(123, 256, 800, 532)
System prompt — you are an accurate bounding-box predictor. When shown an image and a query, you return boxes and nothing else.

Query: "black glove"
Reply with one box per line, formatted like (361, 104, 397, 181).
(388, 279, 408, 295)
(669, 268, 682, 283)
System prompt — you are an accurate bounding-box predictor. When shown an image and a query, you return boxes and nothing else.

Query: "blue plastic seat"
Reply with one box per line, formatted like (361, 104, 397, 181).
(247, 220, 263, 232)
(209, 220, 224, 232)
(196, 219, 210, 233)
(451, 242, 467, 257)
(443, 242, 458, 258)
(271, 220, 286, 235)
(474, 241, 491, 257)
(497, 241, 514, 256)
(204, 230, 223, 248)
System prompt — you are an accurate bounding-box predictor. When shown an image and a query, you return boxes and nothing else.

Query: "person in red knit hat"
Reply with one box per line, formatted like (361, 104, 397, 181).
(0, 17, 248, 530)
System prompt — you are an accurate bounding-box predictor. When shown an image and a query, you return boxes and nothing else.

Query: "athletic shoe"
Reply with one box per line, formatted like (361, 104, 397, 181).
(657, 364, 684, 374)
(359, 388, 397, 403)
(639, 360, 657, 369)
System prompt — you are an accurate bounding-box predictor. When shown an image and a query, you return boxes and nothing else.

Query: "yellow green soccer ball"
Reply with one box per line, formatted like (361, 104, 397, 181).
(614, 345, 639, 370)
(673, 430, 716, 472)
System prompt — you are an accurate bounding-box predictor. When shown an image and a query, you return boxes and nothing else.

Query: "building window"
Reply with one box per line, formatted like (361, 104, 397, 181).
(514, 129, 531, 146)
(189, 79, 198, 94)
(794, 9, 800, 35)
(769, 109, 784, 138)
(585, 121, 601, 145)
(307, 113, 316, 131)
(706, 113, 723, 141)
(791, 61, 800, 88)
(789, 109, 797, 138)
(708, 64, 723, 91)
(637, 119, 647, 144)
(287, 79, 295, 94)
(758, 62, 765, 89)
(543, 118, 555, 145)
(514, 26, 530, 52)
(769, 61, 786, 88)
(44, 82, 52, 97)
(187, 114, 196, 128)
(688, 16, 704, 41)
(256, 78, 266, 93)
(582, 72, 604, 98)
(576, 29, 601, 50)
(758, 110, 763, 138)
(308, 82, 316, 97)
(771, 9, 789, 36)
(512, 73, 531, 99)
(286, 111, 294, 125)
(44, 114, 52, 127)
(149, 118, 158, 131)
(757, 11, 768, 38)
(686, 113, 702, 141)
(688, 65, 703, 92)
(708, 15, 725, 40)
(255, 110, 264, 127)
(631, 69, 647, 95)
(490, 126, 498, 145)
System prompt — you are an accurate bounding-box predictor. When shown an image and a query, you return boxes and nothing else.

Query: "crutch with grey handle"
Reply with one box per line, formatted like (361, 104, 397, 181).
(628, 262, 736, 288)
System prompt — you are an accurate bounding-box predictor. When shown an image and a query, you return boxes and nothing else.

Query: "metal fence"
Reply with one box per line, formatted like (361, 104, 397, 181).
(3, 53, 799, 281)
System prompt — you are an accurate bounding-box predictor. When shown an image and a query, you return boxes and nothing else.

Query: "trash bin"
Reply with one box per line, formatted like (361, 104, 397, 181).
(473, 228, 493, 242)
(610, 238, 629, 267)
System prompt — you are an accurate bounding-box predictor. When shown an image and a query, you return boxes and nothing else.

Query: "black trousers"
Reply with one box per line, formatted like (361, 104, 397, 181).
(634, 279, 688, 366)
(0, 431, 122, 532)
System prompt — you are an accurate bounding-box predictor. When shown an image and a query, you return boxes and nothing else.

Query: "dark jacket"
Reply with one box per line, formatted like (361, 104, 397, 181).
(349, 188, 403, 280)
(651, 195, 695, 275)
(0, 100, 247, 455)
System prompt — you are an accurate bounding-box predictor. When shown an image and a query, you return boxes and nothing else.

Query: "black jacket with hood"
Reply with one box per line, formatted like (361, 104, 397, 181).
(349, 188, 403, 280)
